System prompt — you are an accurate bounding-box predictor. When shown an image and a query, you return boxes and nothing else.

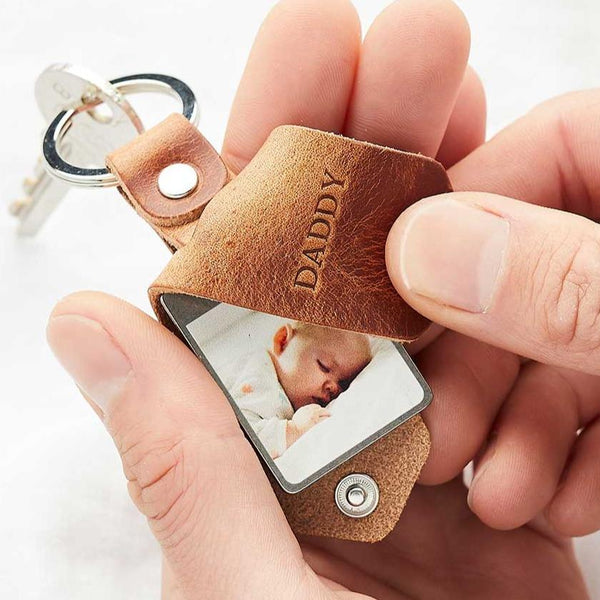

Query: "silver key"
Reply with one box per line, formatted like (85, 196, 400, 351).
(10, 64, 143, 235)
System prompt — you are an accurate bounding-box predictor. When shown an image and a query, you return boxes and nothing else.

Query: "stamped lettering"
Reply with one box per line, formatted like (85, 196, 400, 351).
(293, 169, 345, 291)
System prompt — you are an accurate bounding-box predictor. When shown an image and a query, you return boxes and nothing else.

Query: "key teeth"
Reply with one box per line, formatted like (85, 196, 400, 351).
(9, 198, 32, 216)
(23, 176, 39, 194)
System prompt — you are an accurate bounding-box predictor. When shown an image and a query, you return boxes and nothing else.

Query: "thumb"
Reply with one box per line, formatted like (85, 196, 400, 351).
(46, 291, 317, 599)
(386, 192, 600, 374)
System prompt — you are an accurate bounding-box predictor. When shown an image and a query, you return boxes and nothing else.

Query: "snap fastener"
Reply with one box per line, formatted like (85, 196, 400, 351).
(347, 486, 366, 506)
(158, 163, 199, 199)
(335, 474, 379, 518)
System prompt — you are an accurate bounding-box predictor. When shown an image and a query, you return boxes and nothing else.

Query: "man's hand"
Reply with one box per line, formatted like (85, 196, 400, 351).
(385, 91, 600, 537)
(46, 0, 593, 598)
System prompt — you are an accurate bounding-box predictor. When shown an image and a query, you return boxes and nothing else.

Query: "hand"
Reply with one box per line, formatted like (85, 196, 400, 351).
(45, 0, 591, 599)
(385, 92, 600, 536)
(290, 404, 331, 439)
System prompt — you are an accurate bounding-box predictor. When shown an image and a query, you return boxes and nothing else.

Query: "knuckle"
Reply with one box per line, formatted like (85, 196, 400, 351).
(120, 433, 198, 548)
(536, 235, 600, 353)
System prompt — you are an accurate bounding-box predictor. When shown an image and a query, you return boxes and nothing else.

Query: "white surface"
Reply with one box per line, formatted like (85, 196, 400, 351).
(1, 0, 599, 598)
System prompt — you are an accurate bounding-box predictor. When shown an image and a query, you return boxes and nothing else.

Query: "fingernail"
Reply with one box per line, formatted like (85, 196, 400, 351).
(47, 314, 132, 416)
(399, 199, 510, 313)
(467, 434, 498, 510)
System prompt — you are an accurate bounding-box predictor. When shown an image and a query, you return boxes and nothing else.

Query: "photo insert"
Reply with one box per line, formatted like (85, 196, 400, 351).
(170, 299, 431, 492)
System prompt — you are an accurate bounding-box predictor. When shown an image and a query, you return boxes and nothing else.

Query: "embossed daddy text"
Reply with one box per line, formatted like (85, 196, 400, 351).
(293, 168, 345, 291)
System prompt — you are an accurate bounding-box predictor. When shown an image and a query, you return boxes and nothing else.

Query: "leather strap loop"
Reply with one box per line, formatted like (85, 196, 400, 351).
(107, 113, 230, 250)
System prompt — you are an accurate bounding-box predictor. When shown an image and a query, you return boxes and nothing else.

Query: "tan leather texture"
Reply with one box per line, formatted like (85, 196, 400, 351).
(148, 125, 452, 341)
(271, 415, 430, 542)
(108, 117, 451, 542)
(106, 113, 230, 251)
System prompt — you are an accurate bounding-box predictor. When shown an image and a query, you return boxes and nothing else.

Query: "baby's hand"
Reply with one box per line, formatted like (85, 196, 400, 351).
(286, 404, 330, 447)
(293, 404, 331, 434)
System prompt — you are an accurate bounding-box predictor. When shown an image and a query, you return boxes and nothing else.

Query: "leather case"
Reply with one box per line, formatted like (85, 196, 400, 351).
(107, 114, 452, 542)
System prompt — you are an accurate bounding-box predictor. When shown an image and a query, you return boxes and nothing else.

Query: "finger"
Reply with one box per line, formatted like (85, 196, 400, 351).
(162, 556, 184, 600)
(46, 291, 315, 600)
(449, 89, 600, 216)
(436, 65, 487, 168)
(415, 329, 520, 484)
(343, 0, 471, 157)
(547, 417, 600, 537)
(387, 191, 600, 374)
(405, 66, 486, 355)
(549, 365, 600, 427)
(222, 0, 361, 173)
(467, 362, 579, 530)
(347, 0, 476, 357)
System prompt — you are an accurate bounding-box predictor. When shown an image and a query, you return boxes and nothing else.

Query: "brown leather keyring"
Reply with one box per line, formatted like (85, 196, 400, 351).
(107, 113, 452, 542)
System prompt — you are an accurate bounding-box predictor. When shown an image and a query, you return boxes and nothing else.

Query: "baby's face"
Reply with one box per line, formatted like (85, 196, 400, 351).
(270, 324, 371, 411)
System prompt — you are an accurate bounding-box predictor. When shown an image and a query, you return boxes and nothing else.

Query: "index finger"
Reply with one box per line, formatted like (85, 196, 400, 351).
(221, 0, 361, 174)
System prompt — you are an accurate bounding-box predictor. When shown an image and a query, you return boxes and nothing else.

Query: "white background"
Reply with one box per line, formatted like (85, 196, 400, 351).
(1, 0, 599, 598)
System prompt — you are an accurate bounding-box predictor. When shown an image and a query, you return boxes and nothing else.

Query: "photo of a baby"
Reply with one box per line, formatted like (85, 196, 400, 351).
(163, 296, 431, 491)
(225, 321, 373, 459)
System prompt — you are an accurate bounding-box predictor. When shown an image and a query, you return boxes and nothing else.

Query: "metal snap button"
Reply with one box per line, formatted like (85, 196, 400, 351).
(335, 474, 379, 518)
(158, 163, 199, 199)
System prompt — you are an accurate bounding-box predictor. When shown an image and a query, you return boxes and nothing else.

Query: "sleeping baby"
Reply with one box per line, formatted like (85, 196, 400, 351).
(227, 321, 372, 458)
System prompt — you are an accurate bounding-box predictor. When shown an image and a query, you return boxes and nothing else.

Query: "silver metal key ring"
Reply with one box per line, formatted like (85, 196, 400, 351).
(42, 73, 199, 188)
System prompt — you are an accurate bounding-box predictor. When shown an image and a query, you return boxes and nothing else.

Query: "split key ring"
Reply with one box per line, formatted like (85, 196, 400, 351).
(42, 73, 198, 188)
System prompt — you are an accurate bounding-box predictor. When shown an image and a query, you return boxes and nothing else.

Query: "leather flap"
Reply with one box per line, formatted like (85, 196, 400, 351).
(271, 414, 430, 542)
(148, 125, 451, 342)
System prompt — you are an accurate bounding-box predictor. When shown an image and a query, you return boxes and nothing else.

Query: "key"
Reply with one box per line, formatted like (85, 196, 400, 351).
(10, 63, 143, 235)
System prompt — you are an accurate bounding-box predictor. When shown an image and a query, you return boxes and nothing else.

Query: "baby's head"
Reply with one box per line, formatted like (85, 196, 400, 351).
(268, 321, 372, 411)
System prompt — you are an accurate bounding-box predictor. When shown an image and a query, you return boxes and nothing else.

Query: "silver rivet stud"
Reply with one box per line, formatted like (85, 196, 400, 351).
(157, 163, 199, 199)
(347, 486, 366, 507)
(335, 474, 379, 518)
